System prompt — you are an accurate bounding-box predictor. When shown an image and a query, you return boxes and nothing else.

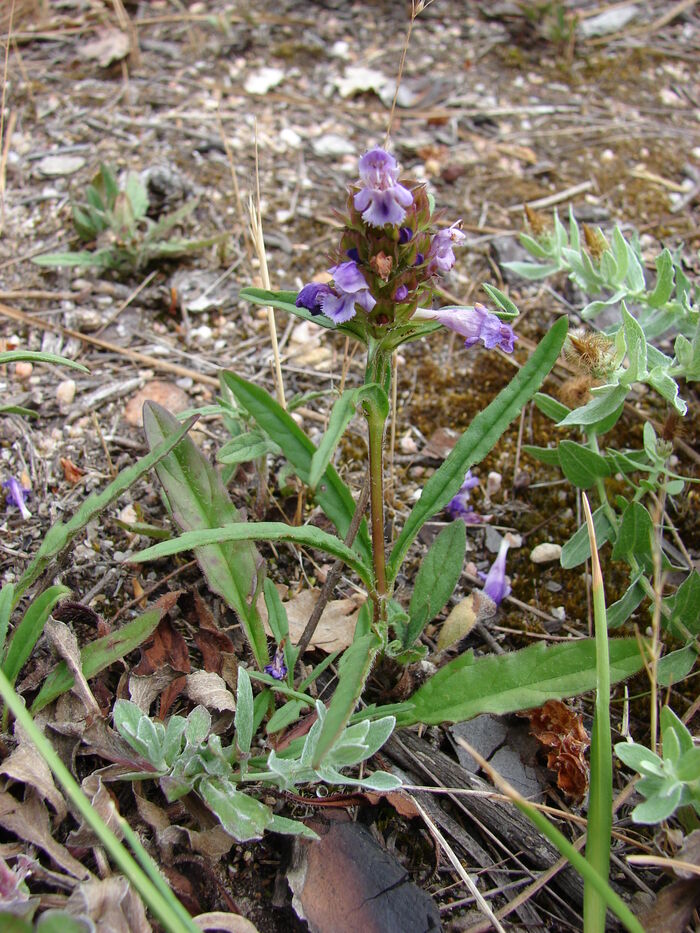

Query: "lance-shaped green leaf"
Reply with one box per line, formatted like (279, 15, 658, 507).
(560, 506, 614, 569)
(15, 415, 196, 603)
(557, 384, 628, 428)
(221, 371, 372, 565)
(646, 248, 674, 308)
(132, 522, 375, 592)
(619, 303, 648, 385)
(387, 317, 568, 583)
(405, 520, 466, 647)
(533, 392, 570, 424)
(312, 633, 380, 768)
(235, 667, 254, 756)
(2, 585, 70, 687)
(611, 501, 654, 571)
(143, 403, 268, 668)
(397, 638, 644, 727)
(309, 383, 388, 491)
(480, 283, 519, 319)
(607, 577, 646, 629)
(31, 605, 168, 713)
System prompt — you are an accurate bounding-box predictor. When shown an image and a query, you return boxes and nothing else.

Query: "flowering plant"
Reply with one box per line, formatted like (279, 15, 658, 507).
(131, 147, 648, 839)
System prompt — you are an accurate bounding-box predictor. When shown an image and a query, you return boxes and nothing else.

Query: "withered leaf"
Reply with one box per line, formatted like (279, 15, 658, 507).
(526, 699, 590, 800)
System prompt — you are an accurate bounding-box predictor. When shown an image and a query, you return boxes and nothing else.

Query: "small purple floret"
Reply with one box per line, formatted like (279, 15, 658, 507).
(446, 470, 480, 521)
(353, 148, 413, 227)
(414, 304, 516, 353)
(480, 537, 512, 605)
(399, 226, 413, 244)
(427, 222, 467, 274)
(296, 282, 331, 316)
(264, 647, 287, 682)
(3, 477, 31, 520)
(394, 285, 409, 302)
(322, 261, 376, 324)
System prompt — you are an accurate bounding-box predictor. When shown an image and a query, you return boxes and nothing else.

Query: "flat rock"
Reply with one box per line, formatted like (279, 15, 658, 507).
(123, 381, 191, 427)
(530, 543, 562, 564)
(36, 154, 86, 177)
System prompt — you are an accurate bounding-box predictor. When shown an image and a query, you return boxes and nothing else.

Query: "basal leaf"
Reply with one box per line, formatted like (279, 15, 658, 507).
(397, 638, 644, 726)
(405, 520, 466, 647)
(3, 585, 70, 687)
(143, 402, 268, 668)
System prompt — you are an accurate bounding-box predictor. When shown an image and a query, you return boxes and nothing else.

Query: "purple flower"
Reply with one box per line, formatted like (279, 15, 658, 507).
(353, 148, 413, 227)
(399, 227, 413, 244)
(296, 282, 332, 315)
(264, 647, 287, 681)
(413, 304, 517, 353)
(427, 222, 466, 274)
(3, 477, 31, 520)
(394, 285, 409, 302)
(480, 536, 512, 605)
(322, 261, 376, 324)
(446, 470, 480, 521)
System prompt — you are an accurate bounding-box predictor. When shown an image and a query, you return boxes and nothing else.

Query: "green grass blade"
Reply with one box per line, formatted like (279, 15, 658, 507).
(387, 317, 568, 583)
(142, 402, 268, 668)
(14, 415, 197, 603)
(582, 494, 613, 932)
(221, 371, 373, 565)
(0, 351, 89, 373)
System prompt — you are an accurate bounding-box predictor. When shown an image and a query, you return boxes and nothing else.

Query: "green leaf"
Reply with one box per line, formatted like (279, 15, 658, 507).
(557, 439, 611, 489)
(309, 384, 387, 491)
(239, 287, 367, 343)
(387, 317, 568, 583)
(615, 742, 664, 776)
(263, 578, 289, 643)
(125, 172, 149, 220)
(620, 304, 648, 384)
(266, 699, 305, 734)
(15, 414, 196, 602)
(647, 249, 674, 308)
(517, 232, 554, 260)
(631, 784, 682, 824)
(676, 747, 700, 783)
(31, 605, 167, 713)
(523, 444, 560, 466)
(661, 706, 694, 757)
(312, 633, 379, 768)
(132, 522, 374, 591)
(3, 585, 70, 686)
(235, 667, 254, 755)
(657, 646, 697, 687)
(480, 283, 519, 319)
(143, 402, 268, 668)
(611, 501, 654, 570)
(607, 577, 646, 629)
(37, 911, 92, 933)
(32, 250, 114, 269)
(501, 260, 561, 280)
(0, 583, 14, 661)
(557, 385, 628, 428)
(217, 433, 277, 465)
(199, 778, 273, 842)
(662, 571, 700, 639)
(0, 351, 88, 373)
(221, 371, 372, 566)
(405, 520, 466, 647)
(560, 507, 614, 569)
(397, 638, 644, 727)
(267, 814, 319, 838)
(533, 392, 570, 423)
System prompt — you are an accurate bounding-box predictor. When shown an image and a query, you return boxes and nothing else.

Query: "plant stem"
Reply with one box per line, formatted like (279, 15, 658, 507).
(367, 403, 387, 601)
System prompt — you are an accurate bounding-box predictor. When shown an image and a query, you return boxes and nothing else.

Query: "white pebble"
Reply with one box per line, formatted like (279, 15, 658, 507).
(56, 378, 76, 408)
(486, 471, 502, 498)
(530, 542, 562, 564)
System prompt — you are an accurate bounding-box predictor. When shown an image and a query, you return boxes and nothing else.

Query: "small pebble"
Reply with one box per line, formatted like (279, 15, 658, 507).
(15, 362, 33, 380)
(486, 471, 502, 498)
(530, 543, 562, 564)
(551, 606, 566, 621)
(56, 379, 76, 408)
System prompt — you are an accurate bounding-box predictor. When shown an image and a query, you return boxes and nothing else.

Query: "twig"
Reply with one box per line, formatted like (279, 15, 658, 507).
(295, 475, 370, 659)
(507, 181, 594, 213)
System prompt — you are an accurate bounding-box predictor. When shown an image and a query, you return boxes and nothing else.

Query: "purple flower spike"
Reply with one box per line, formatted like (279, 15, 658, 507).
(414, 304, 517, 353)
(322, 261, 376, 324)
(296, 282, 332, 315)
(3, 477, 31, 520)
(481, 536, 513, 605)
(264, 647, 287, 682)
(353, 148, 413, 227)
(427, 222, 467, 274)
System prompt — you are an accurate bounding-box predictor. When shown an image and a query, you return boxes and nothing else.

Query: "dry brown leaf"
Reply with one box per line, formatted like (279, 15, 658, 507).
(258, 584, 363, 653)
(80, 28, 131, 67)
(67, 771, 123, 847)
(1, 722, 67, 822)
(526, 699, 590, 800)
(0, 790, 89, 880)
(194, 628, 236, 675)
(129, 666, 181, 714)
(636, 877, 700, 933)
(64, 875, 151, 933)
(194, 911, 260, 933)
(134, 787, 235, 861)
(45, 618, 101, 717)
(185, 671, 236, 712)
(60, 457, 85, 484)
